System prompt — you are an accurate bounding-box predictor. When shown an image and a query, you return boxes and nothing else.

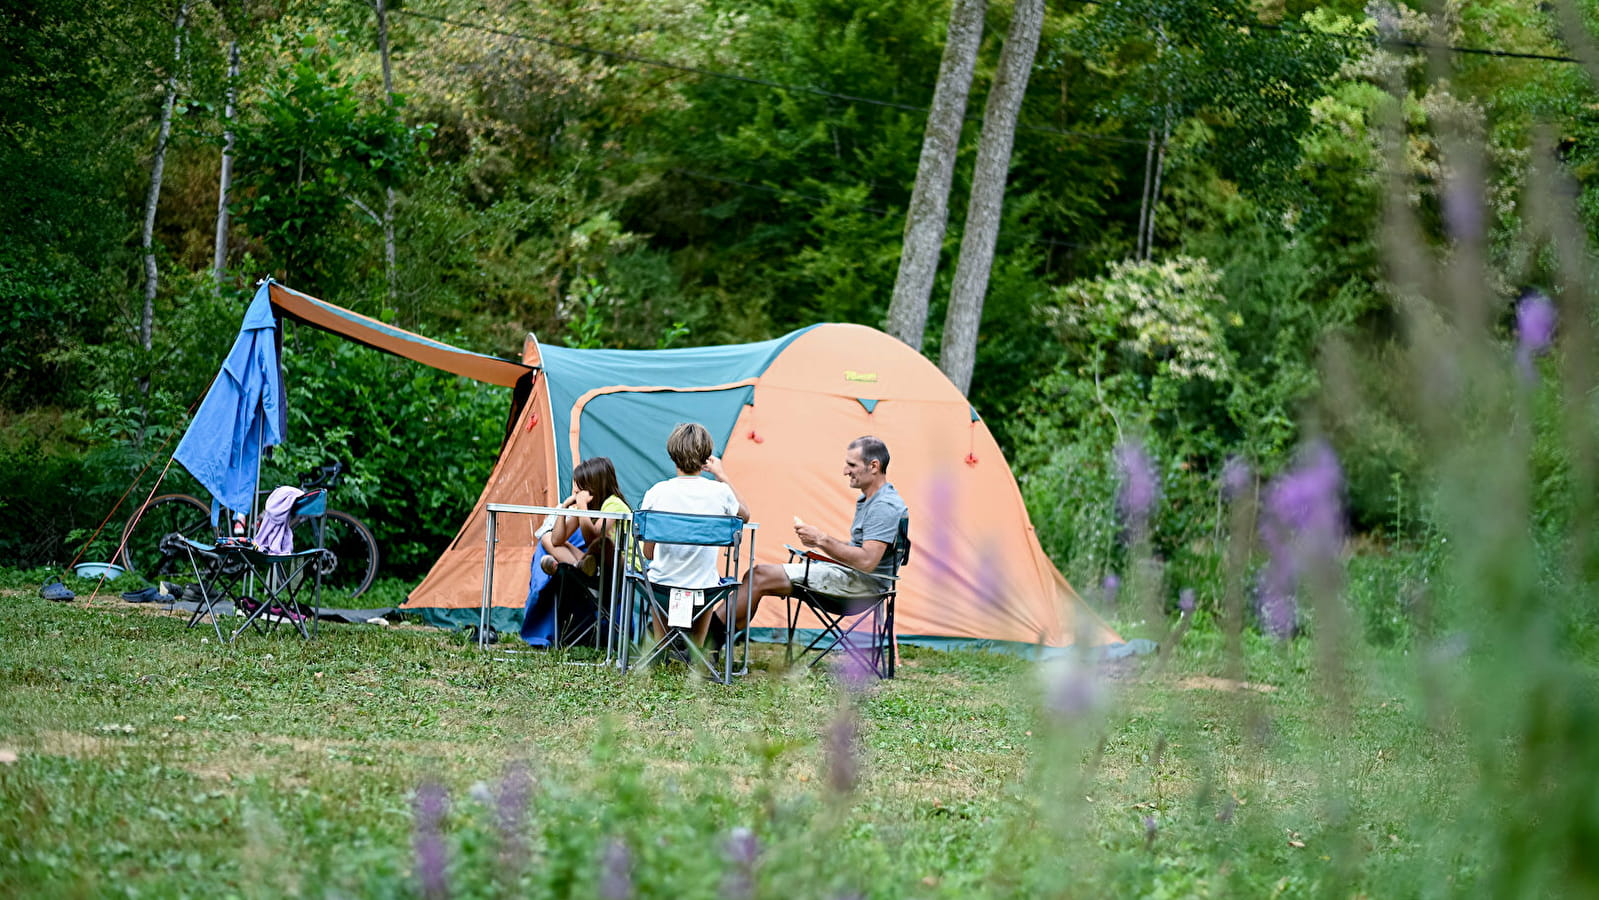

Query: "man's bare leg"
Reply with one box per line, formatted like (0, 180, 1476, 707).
(731, 563, 793, 630)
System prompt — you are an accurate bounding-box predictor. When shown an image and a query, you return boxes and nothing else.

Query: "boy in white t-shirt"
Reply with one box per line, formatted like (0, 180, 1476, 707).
(640, 423, 751, 587)
(640, 423, 751, 645)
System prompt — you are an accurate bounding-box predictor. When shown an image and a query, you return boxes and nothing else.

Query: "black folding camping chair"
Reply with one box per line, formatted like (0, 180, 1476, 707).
(784, 516, 909, 680)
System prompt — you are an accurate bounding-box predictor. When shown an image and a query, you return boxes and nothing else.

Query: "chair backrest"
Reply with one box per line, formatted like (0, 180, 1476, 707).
(632, 509, 743, 548)
(891, 516, 911, 573)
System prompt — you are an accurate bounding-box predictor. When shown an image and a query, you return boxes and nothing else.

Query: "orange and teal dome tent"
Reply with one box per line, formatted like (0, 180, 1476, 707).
(262, 280, 1121, 654)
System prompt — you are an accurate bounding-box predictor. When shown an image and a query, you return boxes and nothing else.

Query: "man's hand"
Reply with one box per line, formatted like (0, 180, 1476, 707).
(705, 455, 728, 481)
(795, 523, 826, 549)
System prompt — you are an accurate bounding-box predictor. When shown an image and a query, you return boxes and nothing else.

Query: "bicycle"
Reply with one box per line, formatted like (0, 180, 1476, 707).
(118, 462, 380, 600)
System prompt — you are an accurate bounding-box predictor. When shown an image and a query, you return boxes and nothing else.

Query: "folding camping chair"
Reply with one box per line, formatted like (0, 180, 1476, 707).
(784, 516, 909, 680)
(545, 560, 611, 651)
(621, 510, 755, 684)
(165, 532, 248, 641)
(169, 489, 334, 642)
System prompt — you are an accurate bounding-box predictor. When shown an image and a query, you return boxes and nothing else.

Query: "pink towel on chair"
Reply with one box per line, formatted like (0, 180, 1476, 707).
(253, 486, 305, 554)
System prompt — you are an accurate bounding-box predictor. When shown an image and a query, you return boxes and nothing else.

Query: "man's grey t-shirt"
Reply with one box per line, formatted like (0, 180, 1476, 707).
(850, 482, 908, 580)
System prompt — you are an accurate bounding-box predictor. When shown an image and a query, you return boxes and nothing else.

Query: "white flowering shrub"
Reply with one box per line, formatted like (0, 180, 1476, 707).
(1045, 256, 1231, 383)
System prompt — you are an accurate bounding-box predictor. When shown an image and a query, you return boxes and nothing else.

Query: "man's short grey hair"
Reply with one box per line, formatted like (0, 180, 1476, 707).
(849, 435, 890, 473)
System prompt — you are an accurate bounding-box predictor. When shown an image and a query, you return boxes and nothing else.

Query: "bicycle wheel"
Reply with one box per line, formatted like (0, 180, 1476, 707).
(293, 509, 379, 601)
(117, 494, 215, 579)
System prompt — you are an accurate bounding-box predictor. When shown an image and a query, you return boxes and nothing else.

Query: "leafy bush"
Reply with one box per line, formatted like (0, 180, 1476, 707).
(262, 328, 506, 576)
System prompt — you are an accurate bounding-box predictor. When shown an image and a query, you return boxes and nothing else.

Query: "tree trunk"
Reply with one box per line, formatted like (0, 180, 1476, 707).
(885, 0, 987, 351)
(213, 40, 239, 293)
(938, 0, 1044, 395)
(1136, 127, 1155, 260)
(140, 0, 191, 352)
(1143, 117, 1170, 260)
(375, 0, 398, 311)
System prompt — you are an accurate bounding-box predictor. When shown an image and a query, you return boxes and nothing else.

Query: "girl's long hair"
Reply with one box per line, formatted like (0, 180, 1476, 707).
(573, 456, 625, 508)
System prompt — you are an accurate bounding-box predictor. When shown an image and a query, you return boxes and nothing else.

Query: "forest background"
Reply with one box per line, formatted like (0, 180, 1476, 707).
(2, 0, 1595, 627)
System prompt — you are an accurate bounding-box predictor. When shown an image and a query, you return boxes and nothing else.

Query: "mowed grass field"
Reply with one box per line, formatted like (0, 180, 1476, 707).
(0, 572, 1473, 898)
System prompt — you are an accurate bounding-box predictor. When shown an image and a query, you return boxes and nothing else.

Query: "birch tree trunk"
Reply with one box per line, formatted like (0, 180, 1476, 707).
(885, 0, 987, 351)
(213, 40, 239, 292)
(1136, 127, 1155, 260)
(140, 0, 191, 352)
(1143, 116, 1170, 260)
(375, 0, 398, 310)
(938, 0, 1044, 395)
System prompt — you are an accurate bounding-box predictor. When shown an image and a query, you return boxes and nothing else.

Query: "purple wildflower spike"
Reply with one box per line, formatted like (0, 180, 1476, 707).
(1255, 442, 1345, 639)
(1102, 573, 1121, 606)
(497, 762, 532, 864)
(1178, 588, 1196, 615)
(1442, 177, 1482, 243)
(833, 648, 875, 695)
(826, 711, 860, 793)
(1516, 291, 1557, 380)
(1045, 661, 1101, 720)
(1115, 440, 1159, 533)
(599, 838, 633, 900)
(412, 781, 450, 900)
(1144, 815, 1158, 848)
(721, 827, 759, 900)
(1221, 456, 1252, 500)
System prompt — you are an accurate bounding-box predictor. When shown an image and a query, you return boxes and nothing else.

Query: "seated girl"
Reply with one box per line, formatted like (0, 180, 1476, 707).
(539, 456, 629, 577)
(520, 456, 629, 648)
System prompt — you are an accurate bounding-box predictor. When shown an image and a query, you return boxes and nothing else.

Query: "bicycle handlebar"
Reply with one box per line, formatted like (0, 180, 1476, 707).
(298, 461, 344, 490)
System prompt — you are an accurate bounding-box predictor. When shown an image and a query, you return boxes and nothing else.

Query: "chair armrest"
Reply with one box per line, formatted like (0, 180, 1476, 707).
(783, 544, 901, 583)
(784, 544, 842, 566)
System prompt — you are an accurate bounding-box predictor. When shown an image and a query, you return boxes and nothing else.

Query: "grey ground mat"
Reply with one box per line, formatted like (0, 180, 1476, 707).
(161, 600, 395, 624)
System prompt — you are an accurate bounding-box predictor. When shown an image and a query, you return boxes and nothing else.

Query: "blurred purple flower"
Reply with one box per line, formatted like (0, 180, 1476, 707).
(826, 711, 860, 793)
(1516, 290, 1557, 380)
(497, 761, 532, 865)
(1045, 662, 1102, 721)
(1257, 590, 1298, 640)
(1221, 456, 1252, 500)
(1115, 441, 1159, 533)
(833, 650, 874, 695)
(1216, 796, 1237, 824)
(1143, 814, 1158, 849)
(599, 838, 633, 900)
(1256, 442, 1345, 640)
(1178, 588, 1196, 615)
(412, 781, 450, 900)
(1102, 574, 1121, 606)
(1442, 178, 1482, 243)
(720, 827, 759, 900)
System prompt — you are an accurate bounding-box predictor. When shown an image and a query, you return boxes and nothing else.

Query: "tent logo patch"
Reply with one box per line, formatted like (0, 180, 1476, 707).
(844, 370, 878, 383)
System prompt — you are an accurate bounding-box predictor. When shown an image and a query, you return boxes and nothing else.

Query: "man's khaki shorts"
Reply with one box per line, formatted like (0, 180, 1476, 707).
(783, 560, 884, 597)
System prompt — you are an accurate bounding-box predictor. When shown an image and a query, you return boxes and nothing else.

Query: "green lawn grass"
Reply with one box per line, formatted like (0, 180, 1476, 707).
(0, 569, 1484, 898)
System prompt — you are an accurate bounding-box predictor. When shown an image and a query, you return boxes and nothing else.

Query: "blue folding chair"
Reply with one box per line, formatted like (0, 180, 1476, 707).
(621, 510, 755, 684)
(171, 489, 332, 642)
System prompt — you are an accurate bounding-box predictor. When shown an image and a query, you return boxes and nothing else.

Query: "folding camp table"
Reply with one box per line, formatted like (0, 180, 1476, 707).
(481, 503, 631, 659)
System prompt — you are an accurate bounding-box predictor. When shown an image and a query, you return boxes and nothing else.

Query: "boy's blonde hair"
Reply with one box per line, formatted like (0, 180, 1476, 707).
(667, 423, 713, 473)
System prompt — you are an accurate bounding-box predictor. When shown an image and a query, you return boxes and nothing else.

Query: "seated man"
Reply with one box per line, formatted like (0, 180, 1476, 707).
(639, 423, 750, 644)
(733, 435, 907, 627)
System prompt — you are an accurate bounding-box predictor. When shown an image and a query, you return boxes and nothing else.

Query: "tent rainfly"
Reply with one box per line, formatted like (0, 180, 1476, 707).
(257, 280, 1122, 654)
